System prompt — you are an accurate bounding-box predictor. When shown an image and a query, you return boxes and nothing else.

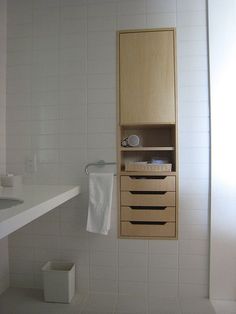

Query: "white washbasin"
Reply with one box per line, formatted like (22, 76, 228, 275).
(0, 197, 24, 210)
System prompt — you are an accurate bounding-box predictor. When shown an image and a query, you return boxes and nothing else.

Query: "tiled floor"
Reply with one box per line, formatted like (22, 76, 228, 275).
(0, 287, 218, 314)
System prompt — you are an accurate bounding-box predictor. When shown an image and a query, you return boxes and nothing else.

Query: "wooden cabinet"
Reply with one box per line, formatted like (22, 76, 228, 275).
(117, 28, 178, 239)
(119, 30, 176, 125)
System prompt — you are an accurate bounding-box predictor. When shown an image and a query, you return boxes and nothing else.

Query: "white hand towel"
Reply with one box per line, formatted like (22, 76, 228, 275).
(86, 173, 113, 235)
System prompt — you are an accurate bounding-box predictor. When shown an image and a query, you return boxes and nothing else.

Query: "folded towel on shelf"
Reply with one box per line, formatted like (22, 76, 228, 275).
(86, 173, 113, 235)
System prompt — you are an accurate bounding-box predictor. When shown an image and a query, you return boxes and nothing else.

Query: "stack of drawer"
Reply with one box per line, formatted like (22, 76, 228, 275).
(120, 175, 176, 238)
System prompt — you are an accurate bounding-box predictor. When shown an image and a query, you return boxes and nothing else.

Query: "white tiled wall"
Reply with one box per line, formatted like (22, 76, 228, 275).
(0, 0, 9, 296)
(0, 0, 7, 175)
(6, 0, 210, 298)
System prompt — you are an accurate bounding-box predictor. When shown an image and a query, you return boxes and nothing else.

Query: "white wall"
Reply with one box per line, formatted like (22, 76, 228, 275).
(209, 0, 236, 300)
(6, 0, 210, 298)
(0, 0, 9, 295)
(0, 0, 6, 174)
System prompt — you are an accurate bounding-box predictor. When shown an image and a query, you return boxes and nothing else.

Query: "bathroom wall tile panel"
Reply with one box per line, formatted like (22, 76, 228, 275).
(10, 274, 35, 289)
(60, 33, 86, 50)
(88, 104, 116, 119)
(179, 240, 208, 256)
(179, 56, 208, 72)
(179, 116, 209, 132)
(59, 89, 87, 106)
(90, 251, 117, 267)
(7, 6, 33, 25)
(118, 265, 148, 283)
(148, 282, 178, 298)
(6, 135, 31, 150)
(9, 247, 35, 262)
(59, 149, 87, 164)
(59, 236, 89, 251)
(60, 249, 89, 266)
(179, 224, 208, 241)
(7, 51, 32, 66)
(30, 120, 59, 135)
(118, 0, 146, 16)
(33, 35, 58, 51)
(87, 59, 116, 74)
(6, 105, 31, 121)
(177, 26, 207, 41)
(179, 101, 209, 117)
(9, 259, 34, 275)
(179, 254, 208, 271)
(59, 134, 87, 149)
(88, 43, 116, 61)
(87, 88, 116, 104)
(59, 119, 87, 134)
(7, 65, 31, 81)
(179, 194, 209, 211)
(179, 147, 209, 164)
(179, 269, 208, 285)
(177, 0, 206, 12)
(7, 23, 33, 39)
(87, 148, 116, 164)
(31, 163, 60, 184)
(118, 239, 148, 254)
(179, 209, 208, 226)
(179, 132, 209, 148)
(149, 254, 178, 269)
(178, 11, 206, 27)
(88, 118, 116, 134)
(89, 235, 118, 253)
(117, 14, 147, 29)
(178, 40, 208, 57)
(88, 16, 116, 32)
(90, 265, 117, 281)
(118, 280, 148, 296)
(119, 252, 148, 268)
(148, 267, 178, 284)
(32, 62, 59, 77)
(90, 279, 118, 294)
(60, 104, 87, 121)
(179, 70, 208, 87)
(148, 240, 178, 255)
(178, 283, 208, 298)
(116, 294, 148, 313)
(87, 133, 116, 149)
(61, 4, 87, 20)
(88, 3, 117, 17)
(61, 0, 86, 6)
(147, 13, 177, 28)
(33, 0, 60, 9)
(146, 0, 176, 13)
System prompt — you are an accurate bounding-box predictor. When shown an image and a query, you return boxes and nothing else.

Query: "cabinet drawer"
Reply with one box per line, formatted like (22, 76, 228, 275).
(121, 222, 175, 237)
(121, 175, 175, 191)
(121, 191, 175, 207)
(121, 206, 175, 222)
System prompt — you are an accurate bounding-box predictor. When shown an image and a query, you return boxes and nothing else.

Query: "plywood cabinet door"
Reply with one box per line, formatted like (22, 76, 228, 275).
(119, 30, 176, 125)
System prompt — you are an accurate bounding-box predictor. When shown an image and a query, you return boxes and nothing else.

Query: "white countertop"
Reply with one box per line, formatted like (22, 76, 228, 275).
(0, 184, 80, 240)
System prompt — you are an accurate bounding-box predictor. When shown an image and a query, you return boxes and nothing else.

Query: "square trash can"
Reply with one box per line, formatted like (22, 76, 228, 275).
(42, 261, 75, 303)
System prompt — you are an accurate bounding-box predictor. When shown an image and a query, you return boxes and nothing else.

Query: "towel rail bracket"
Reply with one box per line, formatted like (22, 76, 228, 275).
(85, 160, 116, 176)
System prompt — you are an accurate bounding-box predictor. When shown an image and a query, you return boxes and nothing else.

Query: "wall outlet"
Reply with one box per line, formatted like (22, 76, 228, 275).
(25, 154, 37, 173)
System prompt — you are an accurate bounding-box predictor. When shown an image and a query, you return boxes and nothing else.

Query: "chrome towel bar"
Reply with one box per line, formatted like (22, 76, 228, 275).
(85, 160, 116, 175)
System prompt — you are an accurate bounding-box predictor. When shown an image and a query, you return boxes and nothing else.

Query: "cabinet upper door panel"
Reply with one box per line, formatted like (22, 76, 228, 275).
(119, 30, 176, 125)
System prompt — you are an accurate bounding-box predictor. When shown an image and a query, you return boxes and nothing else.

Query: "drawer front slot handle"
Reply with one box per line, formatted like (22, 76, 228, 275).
(130, 206, 167, 210)
(130, 191, 166, 195)
(129, 176, 167, 180)
(130, 221, 167, 225)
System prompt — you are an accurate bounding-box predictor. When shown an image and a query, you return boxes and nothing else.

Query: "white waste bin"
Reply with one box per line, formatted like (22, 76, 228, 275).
(42, 261, 75, 303)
